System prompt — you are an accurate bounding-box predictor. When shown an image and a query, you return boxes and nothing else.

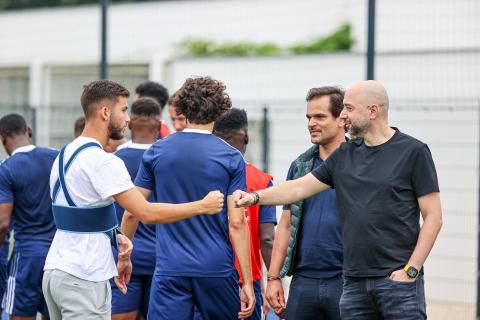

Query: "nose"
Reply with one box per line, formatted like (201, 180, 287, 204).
(340, 108, 347, 119)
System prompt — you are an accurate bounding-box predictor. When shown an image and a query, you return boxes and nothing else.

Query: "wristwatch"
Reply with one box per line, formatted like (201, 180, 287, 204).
(403, 264, 419, 279)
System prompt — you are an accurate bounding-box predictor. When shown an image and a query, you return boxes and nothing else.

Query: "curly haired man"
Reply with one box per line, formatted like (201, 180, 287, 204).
(121, 77, 256, 319)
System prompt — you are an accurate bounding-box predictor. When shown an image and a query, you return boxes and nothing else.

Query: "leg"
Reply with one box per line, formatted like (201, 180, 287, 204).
(3, 254, 48, 319)
(319, 275, 343, 320)
(374, 276, 426, 320)
(47, 269, 111, 320)
(192, 273, 240, 320)
(339, 277, 383, 320)
(41, 270, 62, 320)
(148, 276, 193, 320)
(284, 275, 322, 320)
(111, 276, 142, 320)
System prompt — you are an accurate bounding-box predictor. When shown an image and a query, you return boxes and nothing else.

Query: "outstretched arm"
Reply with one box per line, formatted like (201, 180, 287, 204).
(235, 173, 330, 207)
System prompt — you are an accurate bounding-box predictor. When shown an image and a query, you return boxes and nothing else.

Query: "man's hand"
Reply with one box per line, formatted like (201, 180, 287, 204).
(114, 234, 133, 294)
(262, 291, 270, 319)
(233, 190, 256, 208)
(201, 191, 225, 214)
(389, 269, 416, 283)
(238, 283, 256, 319)
(266, 279, 286, 317)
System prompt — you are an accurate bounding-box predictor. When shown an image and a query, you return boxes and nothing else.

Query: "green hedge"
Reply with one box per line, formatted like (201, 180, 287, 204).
(180, 23, 354, 57)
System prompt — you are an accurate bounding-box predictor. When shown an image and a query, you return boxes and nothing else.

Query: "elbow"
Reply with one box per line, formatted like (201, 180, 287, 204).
(0, 223, 8, 235)
(229, 217, 247, 231)
(261, 234, 274, 250)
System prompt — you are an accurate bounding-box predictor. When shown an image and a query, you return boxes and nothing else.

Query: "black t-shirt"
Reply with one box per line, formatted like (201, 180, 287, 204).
(312, 129, 439, 277)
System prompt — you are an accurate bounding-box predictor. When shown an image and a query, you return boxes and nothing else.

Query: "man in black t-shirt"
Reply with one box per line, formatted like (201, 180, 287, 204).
(234, 80, 443, 320)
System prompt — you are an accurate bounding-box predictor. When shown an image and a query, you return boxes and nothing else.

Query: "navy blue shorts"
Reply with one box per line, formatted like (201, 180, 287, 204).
(110, 274, 152, 316)
(194, 280, 263, 320)
(149, 273, 240, 320)
(1, 253, 48, 317)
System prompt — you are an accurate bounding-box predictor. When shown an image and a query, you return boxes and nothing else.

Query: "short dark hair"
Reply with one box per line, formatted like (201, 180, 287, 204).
(74, 116, 85, 137)
(135, 81, 169, 110)
(213, 108, 247, 134)
(0, 113, 28, 137)
(131, 97, 161, 117)
(306, 86, 344, 118)
(173, 77, 231, 125)
(80, 80, 130, 118)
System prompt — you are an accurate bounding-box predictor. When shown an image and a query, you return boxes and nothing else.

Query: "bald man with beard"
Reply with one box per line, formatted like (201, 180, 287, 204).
(234, 81, 443, 320)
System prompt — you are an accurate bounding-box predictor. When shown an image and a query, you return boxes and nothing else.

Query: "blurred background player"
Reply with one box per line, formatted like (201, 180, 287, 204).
(73, 116, 85, 139)
(110, 97, 160, 320)
(167, 95, 187, 132)
(133, 81, 170, 138)
(0, 114, 57, 320)
(213, 108, 276, 320)
(122, 76, 256, 319)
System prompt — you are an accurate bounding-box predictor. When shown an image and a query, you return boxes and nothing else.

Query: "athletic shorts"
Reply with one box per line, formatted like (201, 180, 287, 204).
(194, 280, 263, 320)
(1, 253, 48, 317)
(110, 274, 152, 316)
(149, 273, 240, 320)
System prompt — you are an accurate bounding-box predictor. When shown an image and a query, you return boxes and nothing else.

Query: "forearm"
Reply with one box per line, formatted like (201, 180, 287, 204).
(121, 211, 140, 240)
(142, 201, 204, 224)
(408, 214, 443, 270)
(230, 220, 253, 285)
(257, 174, 329, 206)
(268, 215, 291, 275)
(260, 223, 275, 270)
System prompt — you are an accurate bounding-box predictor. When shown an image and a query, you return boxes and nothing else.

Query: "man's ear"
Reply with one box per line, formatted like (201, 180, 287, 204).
(369, 104, 380, 120)
(244, 132, 249, 146)
(100, 105, 110, 121)
(27, 127, 33, 139)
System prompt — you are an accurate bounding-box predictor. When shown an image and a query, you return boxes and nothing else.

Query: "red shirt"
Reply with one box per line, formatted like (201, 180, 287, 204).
(235, 163, 273, 284)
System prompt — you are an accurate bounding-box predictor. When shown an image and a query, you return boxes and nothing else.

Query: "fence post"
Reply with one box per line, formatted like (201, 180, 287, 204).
(262, 105, 270, 173)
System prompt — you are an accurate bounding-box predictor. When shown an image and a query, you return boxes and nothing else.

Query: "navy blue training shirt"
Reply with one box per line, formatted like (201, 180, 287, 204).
(285, 157, 343, 278)
(0, 146, 58, 256)
(114, 145, 156, 275)
(135, 130, 246, 277)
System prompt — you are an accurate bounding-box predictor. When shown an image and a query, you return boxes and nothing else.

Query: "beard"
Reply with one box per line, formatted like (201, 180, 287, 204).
(108, 118, 125, 140)
(348, 121, 369, 138)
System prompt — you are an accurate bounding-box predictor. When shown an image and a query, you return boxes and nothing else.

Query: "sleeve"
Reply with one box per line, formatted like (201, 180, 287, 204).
(259, 180, 277, 224)
(134, 146, 156, 191)
(227, 153, 246, 196)
(311, 148, 340, 188)
(90, 154, 134, 200)
(411, 144, 440, 197)
(283, 162, 295, 210)
(0, 165, 13, 204)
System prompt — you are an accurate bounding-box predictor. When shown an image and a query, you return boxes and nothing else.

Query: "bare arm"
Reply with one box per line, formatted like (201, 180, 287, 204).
(236, 173, 330, 207)
(259, 222, 275, 270)
(408, 192, 443, 270)
(267, 210, 291, 277)
(0, 203, 13, 246)
(120, 187, 151, 240)
(114, 187, 224, 225)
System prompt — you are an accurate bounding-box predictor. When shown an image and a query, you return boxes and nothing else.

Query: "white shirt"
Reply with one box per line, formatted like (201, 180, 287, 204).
(44, 137, 134, 282)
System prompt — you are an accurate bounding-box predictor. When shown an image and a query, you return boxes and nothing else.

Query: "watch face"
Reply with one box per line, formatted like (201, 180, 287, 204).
(407, 267, 418, 278)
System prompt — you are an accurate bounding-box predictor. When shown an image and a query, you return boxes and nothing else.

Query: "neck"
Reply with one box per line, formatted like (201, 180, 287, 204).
(82, 122, 109, 148)
(362, 123, 395, 146)
(187, 122, 214, 132)
(318, 134, 346, 160)
(131, 131, 157, 144)
(8, 136, 32, 155)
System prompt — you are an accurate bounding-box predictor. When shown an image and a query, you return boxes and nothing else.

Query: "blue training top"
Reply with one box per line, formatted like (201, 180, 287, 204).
(285, 157, 343, 278)
(135, 131, 246, 277)
(114, 146, 156, 275)
(0, 147, 58, 256)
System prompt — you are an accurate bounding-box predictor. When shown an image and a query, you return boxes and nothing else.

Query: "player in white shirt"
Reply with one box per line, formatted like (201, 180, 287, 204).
(42, 80, 224, 320)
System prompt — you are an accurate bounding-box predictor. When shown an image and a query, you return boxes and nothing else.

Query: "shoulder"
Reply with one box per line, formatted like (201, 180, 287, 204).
(393, 131, 428, 154)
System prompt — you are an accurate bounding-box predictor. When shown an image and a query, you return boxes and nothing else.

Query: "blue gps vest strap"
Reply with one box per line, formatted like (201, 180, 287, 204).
(52, 142, 119, 249)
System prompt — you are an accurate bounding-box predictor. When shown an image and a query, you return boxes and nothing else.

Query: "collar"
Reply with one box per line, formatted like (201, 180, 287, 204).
(74, 136, 103, 148)
(183, 128, 212, 135)
(12, 145, 35, 156)
(127, 142, 152, 150)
